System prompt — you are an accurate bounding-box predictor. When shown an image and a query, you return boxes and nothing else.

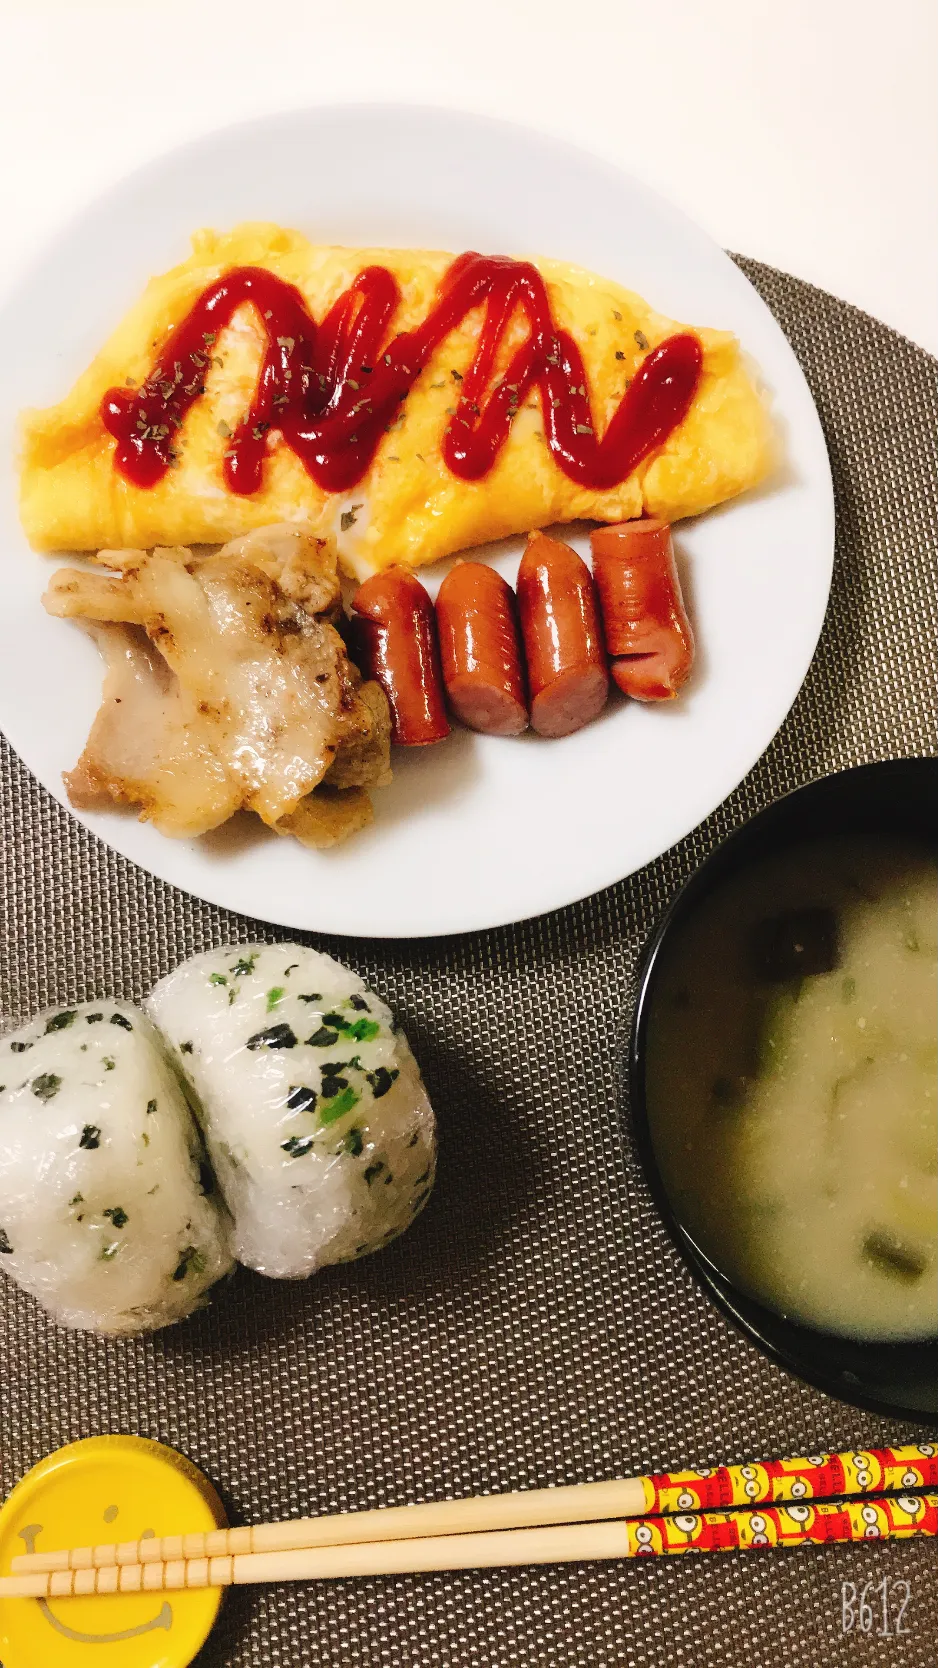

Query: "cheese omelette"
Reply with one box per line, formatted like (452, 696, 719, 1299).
(20, 224, 773, 578)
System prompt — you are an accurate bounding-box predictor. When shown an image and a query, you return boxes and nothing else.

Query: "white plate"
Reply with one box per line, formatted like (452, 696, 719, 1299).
(0, 105, 833, 939)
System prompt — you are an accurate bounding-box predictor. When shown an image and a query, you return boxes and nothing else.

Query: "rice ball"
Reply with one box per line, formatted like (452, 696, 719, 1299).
(0, 1000, 233, 1333)
(146, 944, 436, 1278)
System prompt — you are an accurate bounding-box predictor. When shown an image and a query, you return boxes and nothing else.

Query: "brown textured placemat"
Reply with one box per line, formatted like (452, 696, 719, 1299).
(0, 258, 936, 1668)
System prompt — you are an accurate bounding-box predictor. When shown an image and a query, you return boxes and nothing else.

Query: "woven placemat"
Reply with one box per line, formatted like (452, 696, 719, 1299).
(0, 258, 936, 1668)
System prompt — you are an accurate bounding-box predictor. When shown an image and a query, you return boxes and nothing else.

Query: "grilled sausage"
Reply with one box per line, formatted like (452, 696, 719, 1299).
(436, 563, 528, 736)
(515, 532, 609, 738)
(350, 570, 450, 745)
(590, 519, 694, 701)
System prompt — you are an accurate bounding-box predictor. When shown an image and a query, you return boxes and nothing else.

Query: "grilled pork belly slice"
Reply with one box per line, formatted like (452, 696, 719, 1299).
(44, 524, 391, 845)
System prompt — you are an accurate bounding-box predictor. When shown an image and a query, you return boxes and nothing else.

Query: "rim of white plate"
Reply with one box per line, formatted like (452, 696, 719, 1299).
(0, 104, 834, 938)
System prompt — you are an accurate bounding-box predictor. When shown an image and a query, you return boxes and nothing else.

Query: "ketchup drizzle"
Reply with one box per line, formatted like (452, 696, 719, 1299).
(101, 255, 702, 497)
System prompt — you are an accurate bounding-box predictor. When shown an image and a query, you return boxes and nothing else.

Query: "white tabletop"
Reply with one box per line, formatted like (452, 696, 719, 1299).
(1, 0, 935, 353)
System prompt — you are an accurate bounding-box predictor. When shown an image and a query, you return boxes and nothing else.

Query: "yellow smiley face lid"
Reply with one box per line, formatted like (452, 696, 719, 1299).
(0, 1435, 226, 1668)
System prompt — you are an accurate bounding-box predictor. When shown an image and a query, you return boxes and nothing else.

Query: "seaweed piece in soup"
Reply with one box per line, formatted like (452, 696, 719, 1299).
(863, 1231, 928, 1283)
(748, 906, 840, 982)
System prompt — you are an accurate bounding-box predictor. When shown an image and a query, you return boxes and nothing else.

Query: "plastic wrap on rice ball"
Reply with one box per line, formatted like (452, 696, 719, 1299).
(0, 1000, 233, 1333)
(146, 945, 436, 1278)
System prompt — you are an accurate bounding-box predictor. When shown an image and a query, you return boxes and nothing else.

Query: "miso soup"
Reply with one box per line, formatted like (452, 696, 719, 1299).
(646, 836, 937, 1341)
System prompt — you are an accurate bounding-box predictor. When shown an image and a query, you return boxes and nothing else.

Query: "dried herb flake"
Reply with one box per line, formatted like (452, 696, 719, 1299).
(32, 1073, 62, 1102)
(319, 1085, 359, 1125)
(172, 1246, 206, 1281)
(286, 1085, 317, 1113)
(307, 1026, 339, 1048)
(367, 1066, 399, 1099)
(45, 1011, 77, 1033)
(281, 1134, 315, 1158)
(246, 1023, 297, 1051)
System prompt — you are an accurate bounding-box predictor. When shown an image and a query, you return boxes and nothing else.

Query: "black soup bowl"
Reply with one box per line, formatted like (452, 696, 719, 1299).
(629, 757, 937, 1421)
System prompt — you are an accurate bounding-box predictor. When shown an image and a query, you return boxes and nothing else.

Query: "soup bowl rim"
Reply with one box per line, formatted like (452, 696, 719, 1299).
(627, 754, 938, 1422)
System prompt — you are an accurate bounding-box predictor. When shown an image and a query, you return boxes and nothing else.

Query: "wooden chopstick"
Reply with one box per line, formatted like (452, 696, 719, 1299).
(9, 1444, 935, 1576)
(1, 1495, 935, 1597)
(11, 1477, 646, 1571)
